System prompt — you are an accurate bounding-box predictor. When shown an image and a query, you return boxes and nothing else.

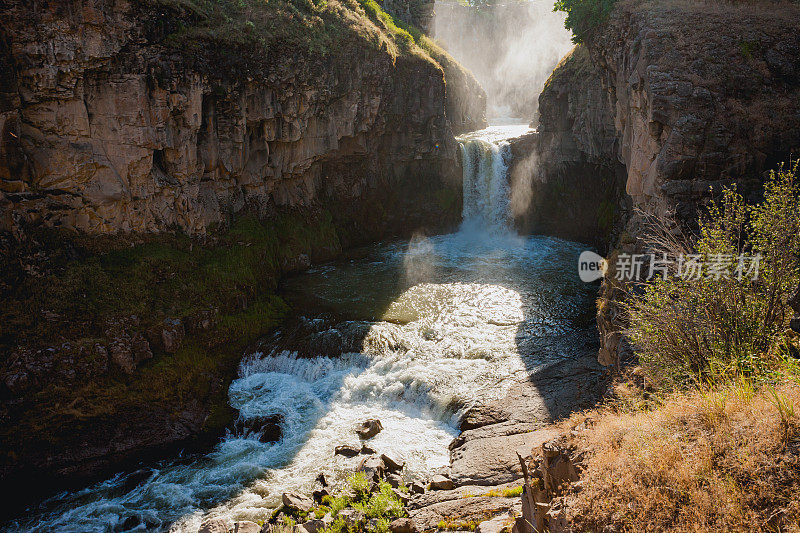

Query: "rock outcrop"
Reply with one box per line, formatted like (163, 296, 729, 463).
(515, 0, 800, 367)
(0, 0, 484, 238)
(590, 1, 800, 223)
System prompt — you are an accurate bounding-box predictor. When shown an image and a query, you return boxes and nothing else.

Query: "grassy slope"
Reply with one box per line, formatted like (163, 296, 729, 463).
(559, 375, 800, 531)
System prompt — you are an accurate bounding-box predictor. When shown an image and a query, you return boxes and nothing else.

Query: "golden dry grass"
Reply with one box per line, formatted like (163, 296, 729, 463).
(558, 377, 800, 532)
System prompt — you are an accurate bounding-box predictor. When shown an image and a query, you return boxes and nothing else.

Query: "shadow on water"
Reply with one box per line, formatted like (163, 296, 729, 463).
(280, 230, 602, 419)
(8, 230, 601, 533)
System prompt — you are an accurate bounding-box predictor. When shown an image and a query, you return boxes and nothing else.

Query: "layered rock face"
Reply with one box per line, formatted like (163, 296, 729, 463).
(590, 0, 800, 224)
(515, 0, 800, 367)
(0, 0, 482, 238)
(509, 45, 627, 251)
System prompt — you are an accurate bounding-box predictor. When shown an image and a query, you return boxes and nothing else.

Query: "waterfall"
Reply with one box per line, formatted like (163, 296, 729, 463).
(459, 138, 512, 234)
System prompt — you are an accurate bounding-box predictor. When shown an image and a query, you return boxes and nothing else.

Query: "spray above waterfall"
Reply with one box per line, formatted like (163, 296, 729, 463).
(433, 0, 574, 118)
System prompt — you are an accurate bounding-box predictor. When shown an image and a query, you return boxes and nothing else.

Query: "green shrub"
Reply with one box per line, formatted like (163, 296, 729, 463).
(624, 162, 800, 388)
(553, 0, 617, 44)
(353, 481, 405, 519)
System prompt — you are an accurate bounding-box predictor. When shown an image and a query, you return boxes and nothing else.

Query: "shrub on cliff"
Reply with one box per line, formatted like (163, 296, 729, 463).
(553, 0, 616, 44)
(624, 162, 800, 388)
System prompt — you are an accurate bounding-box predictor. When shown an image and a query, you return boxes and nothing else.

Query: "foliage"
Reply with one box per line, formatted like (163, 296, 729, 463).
(353, 481, 405, 519)
(553, 0, 617, 44)
(437, 519, 478, 530)
(142, 0, 450, 69)
(624, 162, 800, 388)
(312, 473, 407, 533)
(144, 0, 359, 58)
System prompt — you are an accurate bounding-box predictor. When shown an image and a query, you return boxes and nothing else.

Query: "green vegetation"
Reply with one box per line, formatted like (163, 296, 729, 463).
(140, 0, 456, 71)
(624, 162, 800, 389)
(461, 485, 523, 498)
(143, 0, 371, 58)
(553, 0, 616, 44)
(0, 210, 342, 456)
(272, 473, 407, 533)
(436, 518, 479, 531)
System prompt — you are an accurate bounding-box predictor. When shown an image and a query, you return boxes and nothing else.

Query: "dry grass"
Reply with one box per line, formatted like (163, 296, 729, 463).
(558, 377, 800, 532)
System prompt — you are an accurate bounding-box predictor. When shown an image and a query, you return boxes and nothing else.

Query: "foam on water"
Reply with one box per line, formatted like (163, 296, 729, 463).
(7, 121, 593, 533)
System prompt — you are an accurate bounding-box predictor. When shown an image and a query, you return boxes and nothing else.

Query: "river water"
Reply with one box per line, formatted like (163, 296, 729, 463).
(7, 123, 596, 533)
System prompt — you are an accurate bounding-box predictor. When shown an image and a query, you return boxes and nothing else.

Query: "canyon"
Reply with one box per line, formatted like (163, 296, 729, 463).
(1, 0, 800, 530)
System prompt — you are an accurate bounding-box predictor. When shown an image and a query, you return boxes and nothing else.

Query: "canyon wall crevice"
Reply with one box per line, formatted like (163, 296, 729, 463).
(509, 45, 627, 252)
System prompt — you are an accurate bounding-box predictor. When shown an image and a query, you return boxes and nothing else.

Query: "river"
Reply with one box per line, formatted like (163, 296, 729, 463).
(7, 122, 596, 533)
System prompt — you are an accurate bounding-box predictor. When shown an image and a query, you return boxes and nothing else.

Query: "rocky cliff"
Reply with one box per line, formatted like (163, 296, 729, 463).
(0, 0, 485, 236)
(509, 45, 627, 251)
(0, 0, 486, 513)
(514, 0, 800, 366)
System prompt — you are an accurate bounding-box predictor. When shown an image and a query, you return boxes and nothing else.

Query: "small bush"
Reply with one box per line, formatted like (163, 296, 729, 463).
(553, 0, 617, 44)
(353, 481, 405, 520)
(624, 162, 800, 388)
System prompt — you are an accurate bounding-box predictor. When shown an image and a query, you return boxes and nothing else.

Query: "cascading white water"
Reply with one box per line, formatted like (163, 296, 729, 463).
(459, 139, 512, 234)
(7, 121, 594, 533)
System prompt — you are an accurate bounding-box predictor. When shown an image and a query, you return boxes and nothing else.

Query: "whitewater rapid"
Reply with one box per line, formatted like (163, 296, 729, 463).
(7, 121, 594, 533)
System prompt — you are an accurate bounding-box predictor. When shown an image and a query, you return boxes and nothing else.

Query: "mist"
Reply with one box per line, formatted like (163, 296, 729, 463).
(433, 0, 574, 120)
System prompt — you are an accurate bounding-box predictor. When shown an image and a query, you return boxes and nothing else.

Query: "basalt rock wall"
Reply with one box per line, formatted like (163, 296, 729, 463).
(0, 0, 484, 239)
(0, 0, 486, 511)
(512, 0, 800, 366)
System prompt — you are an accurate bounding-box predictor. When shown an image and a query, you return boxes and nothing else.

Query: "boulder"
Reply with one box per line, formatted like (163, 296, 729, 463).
(109, 341, 136, 375)
(357, 455, 385, 482)
(459, 404, 509, 431)
(409, 482, 425, 494)
(386, 472, 402, 488)
(282, 492, 313, 513)
(312, 488, 329, 503)
(380, 453, 404, 474)
(356, 419, 383, 439)
(296, 519, 326, 533)
(198, 518, 233, 533)
(233, 414, 283, 443)
(334, 445, 360, 458)
(449, 424, 559, 486)
(389, 517, 417, 533)
(428, 474, 454, 491)
(161, 317, 185, 353)
(233, 522, 261, 533)
(360, 444, 376, 455)
(392, 488, 410, 504)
